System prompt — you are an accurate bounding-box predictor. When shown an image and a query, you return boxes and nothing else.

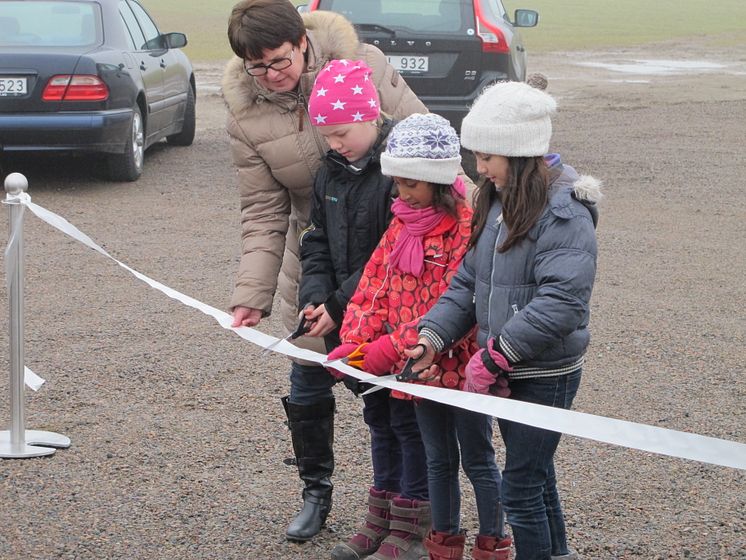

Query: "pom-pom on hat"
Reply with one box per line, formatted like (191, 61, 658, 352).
(380, 113, 462, 185)
(461, 81, 557, 157)
(308, 59, 380, 126)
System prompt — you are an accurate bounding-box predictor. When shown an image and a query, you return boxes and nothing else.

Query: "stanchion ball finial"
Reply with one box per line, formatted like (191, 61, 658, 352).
(4, 172, 28, 195)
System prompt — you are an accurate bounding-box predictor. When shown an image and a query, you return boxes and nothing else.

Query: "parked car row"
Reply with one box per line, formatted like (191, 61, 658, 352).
(0, 0, 195, 181)
(1, 0, 538, 182)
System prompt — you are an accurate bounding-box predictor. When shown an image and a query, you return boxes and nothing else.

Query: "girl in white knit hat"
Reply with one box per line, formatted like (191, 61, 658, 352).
(408, 81, 602, 560)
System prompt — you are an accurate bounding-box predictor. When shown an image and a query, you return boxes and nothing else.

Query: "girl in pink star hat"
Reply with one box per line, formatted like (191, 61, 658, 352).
(300, 59, 431, 559)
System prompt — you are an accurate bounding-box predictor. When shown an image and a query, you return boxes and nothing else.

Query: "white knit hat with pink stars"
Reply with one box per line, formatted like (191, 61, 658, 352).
(309, 59, 380, 127)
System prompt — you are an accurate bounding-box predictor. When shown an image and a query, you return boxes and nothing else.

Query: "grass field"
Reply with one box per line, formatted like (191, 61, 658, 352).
(141, 0, 746, 62)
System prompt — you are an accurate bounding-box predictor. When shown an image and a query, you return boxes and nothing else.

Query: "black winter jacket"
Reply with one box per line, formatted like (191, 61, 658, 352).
(299, 120, 395, 347)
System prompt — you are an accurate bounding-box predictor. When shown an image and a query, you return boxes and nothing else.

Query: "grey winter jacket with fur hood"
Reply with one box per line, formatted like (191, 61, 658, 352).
(221, 11, 427, 354)
(419, 156, 602, 379)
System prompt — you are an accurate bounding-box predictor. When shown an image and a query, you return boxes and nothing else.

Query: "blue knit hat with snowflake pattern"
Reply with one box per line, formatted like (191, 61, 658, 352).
(380, 113, 462, 184)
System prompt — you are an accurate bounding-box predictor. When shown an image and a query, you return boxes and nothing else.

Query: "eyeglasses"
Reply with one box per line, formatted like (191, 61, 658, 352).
(244, 47, 296, 77)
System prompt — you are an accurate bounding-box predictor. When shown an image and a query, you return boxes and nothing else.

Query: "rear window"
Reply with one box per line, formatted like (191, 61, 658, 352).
(319, 0, 464, 32)
(0, 1, 101, 47)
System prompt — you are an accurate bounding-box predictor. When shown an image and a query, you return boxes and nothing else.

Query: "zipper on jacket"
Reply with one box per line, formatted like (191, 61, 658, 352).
(297, 92, 305, 132)
(512, 304, 519, 315)
(487, 213, 504, 340)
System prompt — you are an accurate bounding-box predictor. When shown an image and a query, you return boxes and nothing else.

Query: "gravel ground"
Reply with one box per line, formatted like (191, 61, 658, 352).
(0, 39, 744, 559)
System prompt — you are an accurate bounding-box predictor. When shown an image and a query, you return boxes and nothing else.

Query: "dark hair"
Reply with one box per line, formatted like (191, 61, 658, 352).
(228, 0, 306, 59)
(467, 156, 548, 252)
(430, 182, 458, 217)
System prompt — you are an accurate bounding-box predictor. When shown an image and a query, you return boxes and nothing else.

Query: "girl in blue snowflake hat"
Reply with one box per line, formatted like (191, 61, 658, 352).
(324, 112, 505, 560)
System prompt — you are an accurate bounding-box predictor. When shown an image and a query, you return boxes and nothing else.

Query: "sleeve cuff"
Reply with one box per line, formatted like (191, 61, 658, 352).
(324, 293, 345, 325)
(419, 328, 445, 353)
(498, 336, 522, 364)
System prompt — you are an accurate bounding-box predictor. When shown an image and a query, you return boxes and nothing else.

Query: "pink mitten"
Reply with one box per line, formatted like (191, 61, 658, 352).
(325, 342, 361, 380)
(361, 335, 400, 375)
(464, 339, 513, 396)
(463, 349, 496, 394)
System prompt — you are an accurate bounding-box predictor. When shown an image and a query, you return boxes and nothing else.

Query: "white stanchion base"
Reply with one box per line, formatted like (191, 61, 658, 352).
(0, 430, 71, 458)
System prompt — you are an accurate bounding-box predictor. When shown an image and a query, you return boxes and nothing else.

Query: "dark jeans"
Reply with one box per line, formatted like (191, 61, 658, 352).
(497, 369, 582, 560)
(288, 362, 336, 406)
(416, 399, 504, 537)
(363, 389, 428, 500)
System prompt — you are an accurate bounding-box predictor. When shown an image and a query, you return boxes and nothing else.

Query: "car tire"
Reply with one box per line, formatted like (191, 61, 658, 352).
(166, 86, 195, 146)
(108, 105, 144, 182)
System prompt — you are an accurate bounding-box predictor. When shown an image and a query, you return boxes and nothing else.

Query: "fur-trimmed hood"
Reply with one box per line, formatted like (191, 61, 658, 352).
(222, 11, 360, 115)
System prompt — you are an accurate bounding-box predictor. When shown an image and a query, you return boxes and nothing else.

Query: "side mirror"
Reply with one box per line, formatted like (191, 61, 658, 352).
(296, 4, 309, 13)
(514, 9, 538, 28)
(163, 32, 188, 49)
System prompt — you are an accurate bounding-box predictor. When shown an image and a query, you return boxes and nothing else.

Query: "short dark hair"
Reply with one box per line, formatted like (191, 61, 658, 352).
(228, 0, 306, 59)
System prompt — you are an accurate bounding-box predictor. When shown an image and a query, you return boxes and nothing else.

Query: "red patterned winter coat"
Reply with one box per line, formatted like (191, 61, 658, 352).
(339, 198, 478, 395)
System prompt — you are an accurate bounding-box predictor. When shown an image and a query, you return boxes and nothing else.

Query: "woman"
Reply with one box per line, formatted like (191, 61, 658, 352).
(222, 0, 428, 542)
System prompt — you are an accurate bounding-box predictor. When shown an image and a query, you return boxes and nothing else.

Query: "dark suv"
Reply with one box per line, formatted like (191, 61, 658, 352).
(302, 0, 538, 131)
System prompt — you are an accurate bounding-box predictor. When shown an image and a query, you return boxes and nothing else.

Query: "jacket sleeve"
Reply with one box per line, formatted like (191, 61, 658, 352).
(417, 246, 478, 351)
(501, 212, 598, 361)
(338, 235, 392, 343)
(227, 112, 290, 315)
(298, 172, 337, 311)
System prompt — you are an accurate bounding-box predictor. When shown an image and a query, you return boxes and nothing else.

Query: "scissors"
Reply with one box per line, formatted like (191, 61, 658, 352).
(360, 343, 432, 395)
(263, 316, 312, 354)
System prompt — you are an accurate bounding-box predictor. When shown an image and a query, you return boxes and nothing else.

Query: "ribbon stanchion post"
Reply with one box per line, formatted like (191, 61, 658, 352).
(0, 173, 70, 458)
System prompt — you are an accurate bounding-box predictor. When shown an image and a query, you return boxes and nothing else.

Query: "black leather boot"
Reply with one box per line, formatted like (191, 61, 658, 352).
(282, 396, 335, 542)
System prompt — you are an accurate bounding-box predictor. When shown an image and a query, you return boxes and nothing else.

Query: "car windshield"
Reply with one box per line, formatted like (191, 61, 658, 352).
(320, 0, 463, 32)
(0, 1, 101, 47)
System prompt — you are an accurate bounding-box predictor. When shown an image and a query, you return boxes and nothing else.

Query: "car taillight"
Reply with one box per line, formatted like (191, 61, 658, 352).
(473, 0, 509, 54)
(308, 0, 320, 10)
(42, 75, 109, 102)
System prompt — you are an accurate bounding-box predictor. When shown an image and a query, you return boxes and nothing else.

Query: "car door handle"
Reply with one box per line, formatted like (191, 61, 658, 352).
(160, 60, 166, 69)
(140, 62, 147, 71)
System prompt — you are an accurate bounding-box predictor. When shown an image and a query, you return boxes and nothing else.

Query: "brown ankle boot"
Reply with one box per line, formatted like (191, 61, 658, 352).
(370, 496, 431, 559)
(331, 487, 395, 560)
(423, 530, 466, 559)
(471, 535, 512, 560)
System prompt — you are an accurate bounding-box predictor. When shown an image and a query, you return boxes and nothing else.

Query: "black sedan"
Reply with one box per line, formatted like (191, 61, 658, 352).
(0, 0, 195, 181)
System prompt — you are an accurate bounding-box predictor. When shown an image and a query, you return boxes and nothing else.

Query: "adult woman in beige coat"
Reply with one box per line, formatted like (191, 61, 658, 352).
(223, 0, 428, 542)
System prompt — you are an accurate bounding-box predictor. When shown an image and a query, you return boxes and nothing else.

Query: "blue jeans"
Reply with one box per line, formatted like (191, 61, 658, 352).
(288, 362, 336, 405)
(497, 369, 582, 560)
(416, 399, 504, 537)
(363, 389, 428, 500)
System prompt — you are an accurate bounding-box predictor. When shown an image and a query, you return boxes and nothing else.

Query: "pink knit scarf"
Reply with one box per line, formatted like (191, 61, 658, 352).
(389, 176, 465, 277)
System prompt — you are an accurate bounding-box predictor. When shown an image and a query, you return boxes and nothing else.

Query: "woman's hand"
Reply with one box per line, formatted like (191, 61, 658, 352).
(231, 306, 262, 328)
(303, 304, 337, 337)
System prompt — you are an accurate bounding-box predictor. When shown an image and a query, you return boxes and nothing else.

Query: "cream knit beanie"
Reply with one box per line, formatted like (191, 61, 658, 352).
(461, 81, 557, 157)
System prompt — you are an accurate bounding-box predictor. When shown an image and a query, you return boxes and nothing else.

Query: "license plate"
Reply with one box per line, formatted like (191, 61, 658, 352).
(0, 77, 28, 96)
(387, 55, 429, 73)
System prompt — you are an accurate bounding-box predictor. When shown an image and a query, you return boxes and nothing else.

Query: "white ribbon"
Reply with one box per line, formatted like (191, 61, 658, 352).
(8, 198, 746, 471)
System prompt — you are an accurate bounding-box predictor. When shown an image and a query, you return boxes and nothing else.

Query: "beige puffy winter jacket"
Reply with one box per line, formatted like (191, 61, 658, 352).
(221, 11, 427, 354)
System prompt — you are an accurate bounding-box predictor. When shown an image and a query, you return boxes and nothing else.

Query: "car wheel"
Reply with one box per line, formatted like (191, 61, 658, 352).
(108, 105, 144, 182)
(166, 86, 195, 146)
